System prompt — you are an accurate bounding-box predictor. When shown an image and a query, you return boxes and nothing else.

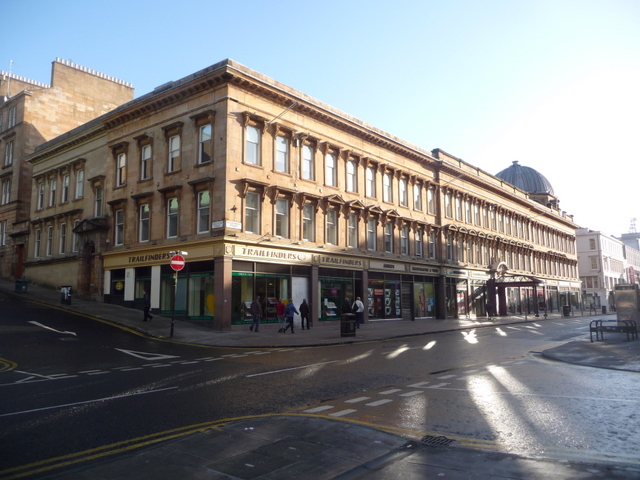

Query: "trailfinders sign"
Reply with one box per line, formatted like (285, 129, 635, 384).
(233, 246, 366, 269)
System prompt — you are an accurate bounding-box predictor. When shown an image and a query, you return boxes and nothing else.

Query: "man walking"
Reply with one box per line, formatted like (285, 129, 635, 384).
(352, 296, 365, 328)
(250, 296, 262, 332)
(283, 298, 299, 333)
(276, 298, 286, 332)
(143, 289, 153, 322)
(299, 299, 310, 330)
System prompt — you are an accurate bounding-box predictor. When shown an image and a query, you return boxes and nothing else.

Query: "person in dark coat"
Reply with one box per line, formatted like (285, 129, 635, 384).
(283, 298, 299, 333)
(342, 298, 352, 314)
(143, 289, 153, 322)
(299, 299, 310, 330)
(250, 296, 262, 332)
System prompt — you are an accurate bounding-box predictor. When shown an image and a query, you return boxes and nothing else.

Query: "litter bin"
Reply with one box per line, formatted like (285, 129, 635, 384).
(60, 286, 72, 305)
(341, 313, 356, 337)
(602, 306, 606, 315)
(562, 305, 571, 317)
(15, 279, 27, 293)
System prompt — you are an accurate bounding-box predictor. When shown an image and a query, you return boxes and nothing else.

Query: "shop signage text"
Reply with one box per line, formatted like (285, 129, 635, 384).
(316, 255, 365, 268)
(409, 265, 440, 275)
(236, 246, 308, 262)
(128, 252, 172, 264)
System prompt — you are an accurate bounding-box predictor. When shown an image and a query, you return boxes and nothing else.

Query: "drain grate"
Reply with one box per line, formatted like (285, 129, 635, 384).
(418, 435, 455, 447)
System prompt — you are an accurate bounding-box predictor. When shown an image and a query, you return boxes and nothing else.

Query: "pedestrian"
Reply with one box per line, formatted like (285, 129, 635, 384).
(276, 298, 286, 332)
(342, 298, 352, 314)
(283, 298, 299, 333)
(250, 296, 262, 332)
(352, 296, 365, 328)
(143, 289, 153, 322)
(300, 299, 310, 330)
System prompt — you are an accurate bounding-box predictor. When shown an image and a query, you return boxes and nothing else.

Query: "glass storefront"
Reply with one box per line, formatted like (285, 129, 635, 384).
(318, 268, 360, 321)
(368, 273, 401, 320)
(413, 282, 436, 318)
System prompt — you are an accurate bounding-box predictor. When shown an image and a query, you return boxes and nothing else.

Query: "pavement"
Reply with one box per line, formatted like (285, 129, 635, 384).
(2, 278, 640, 479)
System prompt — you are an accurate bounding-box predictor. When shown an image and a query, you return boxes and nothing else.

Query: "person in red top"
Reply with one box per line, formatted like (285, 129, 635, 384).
(276, 299, 286, 332)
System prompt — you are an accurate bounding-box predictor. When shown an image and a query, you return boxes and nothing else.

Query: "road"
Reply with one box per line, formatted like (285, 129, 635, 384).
(1, 294, 639, 477)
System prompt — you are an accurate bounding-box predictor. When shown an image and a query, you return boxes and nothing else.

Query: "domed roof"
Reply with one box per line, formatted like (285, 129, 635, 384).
(495, 161, 555, 195)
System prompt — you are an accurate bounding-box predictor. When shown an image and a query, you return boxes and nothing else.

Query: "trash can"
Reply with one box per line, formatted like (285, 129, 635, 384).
(60, 286, 72, 305)
(562, 305, 571, 317)
(341, 313, 356, 337)
(15, 279, 27, 293)
(602, 306, 607, 314)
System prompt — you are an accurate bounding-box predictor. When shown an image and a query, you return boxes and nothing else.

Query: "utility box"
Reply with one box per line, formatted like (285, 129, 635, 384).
(615, 284, 640, 321)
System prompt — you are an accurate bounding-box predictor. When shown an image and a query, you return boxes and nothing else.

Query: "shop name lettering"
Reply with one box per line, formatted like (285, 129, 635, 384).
(320, 257, 363, 267)
(240, 247, 306, 261)
(128, 253, 172, 263)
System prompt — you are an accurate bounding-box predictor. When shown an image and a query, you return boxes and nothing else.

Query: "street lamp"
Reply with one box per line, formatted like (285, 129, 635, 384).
(169, 250, 188, 338)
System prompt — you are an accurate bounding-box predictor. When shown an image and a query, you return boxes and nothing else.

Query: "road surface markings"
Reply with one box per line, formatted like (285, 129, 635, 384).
(380, 389, 402, 395)
(399, 390, 423, 397)
(366, 399, 393, 406)
(0, 387, 178, 417)
(330, 409, 357, 417)
(245, 360, 339, 378)
(304, 406, 334, 413)
(115, 349, 180, 361)
(437, 374, 456, 379)
(28, 321, 77, 336)
(408, 382, 430, 388)
(427, 383, 450, 389)
(345, 397, 371, 403)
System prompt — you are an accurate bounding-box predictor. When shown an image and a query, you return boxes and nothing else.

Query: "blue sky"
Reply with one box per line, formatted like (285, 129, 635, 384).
(5, 0, 640, 237)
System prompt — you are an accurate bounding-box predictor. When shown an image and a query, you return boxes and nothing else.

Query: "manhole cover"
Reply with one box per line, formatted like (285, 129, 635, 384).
(418, 435, 455, 447)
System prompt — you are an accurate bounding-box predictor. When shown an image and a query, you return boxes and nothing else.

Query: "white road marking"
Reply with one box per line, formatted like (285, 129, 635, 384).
(399, 390, 423, 397)
(345, 397, 370, 403)
(408, 382, 431, 388)
(366, 399, 393, 406)
(245, 360, 339, 377)
(28, 321, 76, 337)
(304, 406, 334, 413)
(427, 383, 450, 389)
(119, 367, 143, 371)
(330, 409, 356, 417)
(437, 374, 456, 379)
(115, 349, 179, 361)
(0, 387, 179, 417)
(380, 389, 402, 395)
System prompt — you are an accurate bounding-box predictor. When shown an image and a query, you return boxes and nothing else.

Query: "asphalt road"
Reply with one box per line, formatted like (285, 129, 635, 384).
(1, 295, 639, 477)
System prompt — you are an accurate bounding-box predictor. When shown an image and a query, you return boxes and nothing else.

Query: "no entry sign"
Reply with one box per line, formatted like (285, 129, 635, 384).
(170, 254, 185, 271)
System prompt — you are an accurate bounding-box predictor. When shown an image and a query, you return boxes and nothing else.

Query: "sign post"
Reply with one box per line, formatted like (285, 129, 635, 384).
(169, 252, 187, 338)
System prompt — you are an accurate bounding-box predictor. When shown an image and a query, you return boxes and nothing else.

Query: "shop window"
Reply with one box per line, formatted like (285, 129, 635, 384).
(275, 198, 289, 238)
(139, 204, 150, 242)
(197, 191, 210, 234)
(198, 124, 212, 164)
(245, 192, 260, 234)
(167, 198, 179, 238)
(302, 203, 315, 241)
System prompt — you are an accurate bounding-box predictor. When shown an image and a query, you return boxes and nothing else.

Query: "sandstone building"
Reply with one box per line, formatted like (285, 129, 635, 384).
(24, 59, 580, 329)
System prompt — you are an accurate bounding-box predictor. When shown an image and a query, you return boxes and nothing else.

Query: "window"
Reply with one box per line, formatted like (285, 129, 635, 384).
(73, 219, 80, 252)
(275, 198, 289, 238)
(139, 204, 150, 242)
(302, 145, 314, 180)
(366, 167, 375, 197)
(445, 193, 452, 218)
(589, 238, 596, 250)
(413, 183, 422, 211)
(49, 179, 57, 207)
(428, 231, 436, 259)
(115, 210, 124, 246)
(141, 145, 152, 180)
(498, 212, 504, 233)
(455, 196, 462, 221)
(275, 135, 289, 173)
(1, 179, 10, 205)
(467, 239, 473, 263)
(465, 200, 472, 224)
(4, 140, 13, 166)
(46, 226, 53, 256)
(245, 192, 260, 234)
(245, 125, 260, 165)
(367, 218, 376, 250)
(474, 204, 481, 226)
(8, 106, 17, 128)
(0, 113, 3, 131)
(346, 160, 357, 192)
(168, 135, 181, 172)
(400, 225, 408, 254)
(35, 229, 41, 257)
(75, 169, 84, 199)
(326, 209, 337, 245)
(59, 223, 67, 254)
(197, 191, 210, 234)
(457, 237, 464, 261)
(427, 188, 435, 214)
(37, 183, 44, 209)
(302, 203, 315, 241)
(325, 152, 337, 187)
(416, 228, 424, 257)
(590, 257, 598, 270)
(491, 208, 497, 230)
(384, 223, 393, 253)
(167, 198, 179, 238)
(61, 174, 69, 203)
(94, 186, 103, 216)
(482, 206, 489, 228)
(116, 153, 126, 187)
(399, 179, 407, 207)
(198, 124, 212, 164)
(348, 213, 358, 248)
(0, 220, 6, 246)
(476, 242, 482, 265)
(446, 234, 454, 261)
(383, 173, 392, 202)
(506, 215, 511, 235)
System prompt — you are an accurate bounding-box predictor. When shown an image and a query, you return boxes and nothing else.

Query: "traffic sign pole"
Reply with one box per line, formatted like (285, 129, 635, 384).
(169, 253, 187, 337)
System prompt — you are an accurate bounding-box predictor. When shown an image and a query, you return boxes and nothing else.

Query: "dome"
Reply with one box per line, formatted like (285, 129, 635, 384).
(495, 161, 555, 195)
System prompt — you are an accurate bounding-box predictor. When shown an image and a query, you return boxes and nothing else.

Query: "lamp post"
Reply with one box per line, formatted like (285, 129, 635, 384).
(169, 250, 188, 338)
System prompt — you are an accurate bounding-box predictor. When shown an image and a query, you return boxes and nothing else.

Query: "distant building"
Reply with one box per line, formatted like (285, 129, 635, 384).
(0, 59, 133, 279)
(24, 59, 580, 329)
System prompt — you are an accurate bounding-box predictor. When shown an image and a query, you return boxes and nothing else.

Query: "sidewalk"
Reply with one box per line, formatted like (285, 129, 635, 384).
(3, 278, 640, 479)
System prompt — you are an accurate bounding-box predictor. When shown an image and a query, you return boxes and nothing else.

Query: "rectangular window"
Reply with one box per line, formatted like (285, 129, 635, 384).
(384, 223, 393, 253)
(429, 231, 436, 259)
(498, 212, 504, 233)
(35, 229, 41, 257)
(346, 160, 357, 192)
(474, 204, 481, 226)
(413, 184, 422, 211)
(383, 173, 392, 203)
(476, 242, 482, 264)
(59, 223, 67, 254)
(115, 210, 124, 246)
(445, 193, 452, 218)
(400, 225, 408, 254)
(590, 257, 598, 270)
(8, 106, 17, 128)
(367, 218, 376, 250)
(427, 188, 435, 214)
(325, 152, 337, 187)
(491, 209, 497, 230)
(0, 113, 3, 131)
(76, 169, 84, 199)
(199, 124, 212, 164)
(348, 213, 358, 248)
(302, 145, 314, 180)
(141, 145, 152, 180)
(139, 204, 150, 242)
(589, 238, 596, 250)
(168, 135, 181, 172)
(399, 179, 407, 207)
(302, 203, 315, 241)
(95, 186, 103, 216)
(245, 125, 260, 165)
(467, 239, 473, 263)
(4, 140, 13, 166)
(455, 197, 462, 221)
(116, 153, 126, 187)
(46, 226, 53, 256)
(326, 209, 337, 245)
(275, 198, 289, 238)
(0, 220, 6, 246)
(416, 228, 424, 257)
(1, 179, 10, 205)
(482, 206, 489, 228)
(37, 183, 44, 209)
(167, 198, 179, 238)
(61, 174, 69, 203)
(457, 238, 464, 262)
(49, 179, 57, 207)
(446, 234, 454, 261)
(197, 191, 210, 234)
(506, 215, 511, 235)
(465, 200, 472, 223)
(245, 192, 260, 234)
(366, 167, 375, 197)
(275, 135, 289, 173)
(72, 219, 80, 252)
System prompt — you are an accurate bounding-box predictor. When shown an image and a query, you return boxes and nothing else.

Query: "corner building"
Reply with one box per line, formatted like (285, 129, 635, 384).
(25, 59, 580, 329)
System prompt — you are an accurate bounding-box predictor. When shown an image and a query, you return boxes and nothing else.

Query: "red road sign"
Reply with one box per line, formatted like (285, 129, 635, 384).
(170, 254, 185, 271)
